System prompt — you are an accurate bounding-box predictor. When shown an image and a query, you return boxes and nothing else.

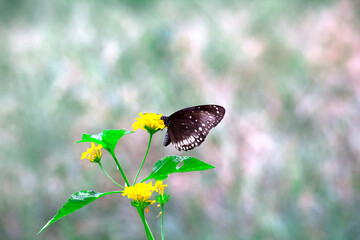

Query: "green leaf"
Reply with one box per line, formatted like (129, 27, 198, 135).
(142, 156, 215, 182)
(77, 129, 133, 153)
(38, 190, 121, 234)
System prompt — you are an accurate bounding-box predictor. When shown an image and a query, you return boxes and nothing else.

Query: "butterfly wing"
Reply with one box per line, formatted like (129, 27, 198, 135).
(163, 131, 171, 146)
(164, 105, 225, 151)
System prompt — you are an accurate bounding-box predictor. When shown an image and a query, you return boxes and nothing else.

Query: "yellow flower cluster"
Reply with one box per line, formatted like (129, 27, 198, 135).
(81, 143, 103, 163)
(155, 181, 167, 195)
(122, 181, 168, 203)
(122, 182, 157, 203)
(132, 112, 165, 134)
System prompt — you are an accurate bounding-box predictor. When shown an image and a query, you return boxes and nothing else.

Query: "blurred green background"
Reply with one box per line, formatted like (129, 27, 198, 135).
(1, 0, 360, 239)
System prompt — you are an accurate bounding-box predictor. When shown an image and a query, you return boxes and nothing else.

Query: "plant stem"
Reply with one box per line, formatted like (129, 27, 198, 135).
(110, 151, 131, 187)
(100, 190, 123, 196)
(137, 207, 155, 240)
(133, 133, 153, 185)
(98, 162, 124, 189)
(161, 204, 165, 240)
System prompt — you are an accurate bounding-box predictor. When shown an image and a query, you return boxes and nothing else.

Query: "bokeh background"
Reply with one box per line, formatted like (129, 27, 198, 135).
(1, 0, 360, 239)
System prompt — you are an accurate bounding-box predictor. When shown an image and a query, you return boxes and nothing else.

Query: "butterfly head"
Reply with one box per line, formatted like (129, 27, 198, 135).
(160, 116, 171, 127)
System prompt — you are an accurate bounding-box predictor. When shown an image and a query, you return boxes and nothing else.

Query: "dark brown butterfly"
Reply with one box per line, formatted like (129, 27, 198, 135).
(160, 105, 225, 151)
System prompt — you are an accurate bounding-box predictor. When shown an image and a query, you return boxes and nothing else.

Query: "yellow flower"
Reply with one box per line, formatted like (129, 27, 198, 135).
(155, 181, 170, 205)
(81, 142, 103, 163)
(155, 181, 167, 195)
(122, 182, 157, 203)
(132, 112, 165, 134)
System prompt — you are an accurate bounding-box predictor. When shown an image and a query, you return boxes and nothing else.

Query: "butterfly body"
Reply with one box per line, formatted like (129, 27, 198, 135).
(161, 105, 225, 151)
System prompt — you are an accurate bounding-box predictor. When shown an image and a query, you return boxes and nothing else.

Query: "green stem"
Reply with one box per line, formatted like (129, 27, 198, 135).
(137, 207, 155, 240)
(110, 151, 131, 187)
(161, 204, 165, 240)
(98, 162, 124, 189)
(133, 133, 153, 185)
(100, 190, 123, 196)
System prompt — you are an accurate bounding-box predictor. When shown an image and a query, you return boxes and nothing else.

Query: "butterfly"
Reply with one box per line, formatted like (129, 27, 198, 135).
(160, 105, 225, 151)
